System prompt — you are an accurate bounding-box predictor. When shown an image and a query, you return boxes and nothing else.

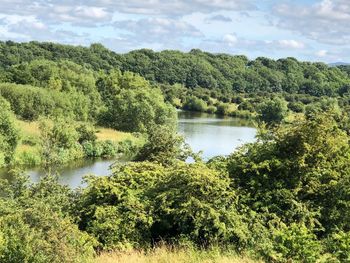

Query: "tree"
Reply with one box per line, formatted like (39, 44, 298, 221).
(39, 117, 82, 166)
(134, 125, 191, 166)
(98, 71, 176, 133)
(257, 97, 288, 125)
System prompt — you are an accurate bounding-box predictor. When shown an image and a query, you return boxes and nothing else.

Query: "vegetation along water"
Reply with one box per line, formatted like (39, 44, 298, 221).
(0, 41, 350, 262)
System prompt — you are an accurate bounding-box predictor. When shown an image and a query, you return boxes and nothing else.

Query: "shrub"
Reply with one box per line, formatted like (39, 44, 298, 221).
(288, 101, 305, 113)
(257, 97, 288, 125)
(325, 231, 350, 262)
(76, 123, 97, 144)
(183, 96, 208, 112)
(134, 125, 190, 166)
(216, 103, 230, 115)
(77, 162, 248, 250)
(206, 105, 217, 114)
(269, 224, 322, 263)
(0, 96, 20, 166)
(0, 174, 96, 262)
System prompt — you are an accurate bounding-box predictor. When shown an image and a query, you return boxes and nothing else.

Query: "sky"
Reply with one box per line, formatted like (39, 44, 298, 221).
(0, 0, 349, 62)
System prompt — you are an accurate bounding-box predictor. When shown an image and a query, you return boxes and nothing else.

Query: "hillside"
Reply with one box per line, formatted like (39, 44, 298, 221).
(1, 41, 350, 97)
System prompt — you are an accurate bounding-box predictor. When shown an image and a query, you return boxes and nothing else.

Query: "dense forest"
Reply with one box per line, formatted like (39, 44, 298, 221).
(1, 41, 350, 262)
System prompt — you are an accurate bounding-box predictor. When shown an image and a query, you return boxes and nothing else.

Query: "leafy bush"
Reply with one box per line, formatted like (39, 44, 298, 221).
(134, 125, 190, 166)
(97, 70, 176, 133)
(76, 123, 97, 144)
(183, 96, 208, 112)
(325, 231, 350, 262)
(0, 174, 96, 262)
(269, 224, 322, 263)
(77, 162, 248, 250)
(288, 101, 305, 113)
(0, 96, 20, 166)
(257, 97, 288, 125)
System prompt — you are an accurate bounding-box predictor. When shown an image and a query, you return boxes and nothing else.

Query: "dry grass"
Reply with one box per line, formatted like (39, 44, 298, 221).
(95, 247, 260, 263)
(15, 120, 134, 143)
(16, 120, 41, 137)
(95, 127, 133, 142)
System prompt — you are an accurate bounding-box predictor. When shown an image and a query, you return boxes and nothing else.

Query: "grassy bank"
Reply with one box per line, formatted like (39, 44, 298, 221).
(12, 120, 143, 167)
(95, 247, 260, 263)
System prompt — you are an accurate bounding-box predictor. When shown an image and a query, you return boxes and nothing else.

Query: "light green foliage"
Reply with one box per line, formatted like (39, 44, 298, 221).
(0, 173, 95, 263)
(0, 83, 91, 121)
(288, 101, 305, 113)
(325, 231, 350, 262)
(270, 224, 322, 262)
(228, 113, 350, 232)
(216, 103, 231, 115)
(39, 118, 83, 166)
(183, 96, 208, 112)
(98, 70, 176, 133)
(134, 124, 191, 165)
(77, 123, 97, 144)
(257, 97, 288, 125)
(78, 162, 247, 250)
(0, 97, 20, 166)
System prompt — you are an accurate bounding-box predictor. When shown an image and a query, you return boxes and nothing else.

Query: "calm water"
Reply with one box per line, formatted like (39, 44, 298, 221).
(178, 111, 256, 160)
(2, 111, 257, 187)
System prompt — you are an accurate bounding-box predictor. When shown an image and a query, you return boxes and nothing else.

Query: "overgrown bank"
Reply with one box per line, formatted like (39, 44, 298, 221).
(1, 112, 350, 262)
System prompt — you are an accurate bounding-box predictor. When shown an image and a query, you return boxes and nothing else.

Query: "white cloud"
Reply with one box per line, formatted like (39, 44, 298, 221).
(316, 50, 328, 57)
(273, 0, 350, 45)
(91, 0, 256, 16)
(223, 34, 238, 46)
(113, 18, 203, 45)
(276, 40, 305, 49)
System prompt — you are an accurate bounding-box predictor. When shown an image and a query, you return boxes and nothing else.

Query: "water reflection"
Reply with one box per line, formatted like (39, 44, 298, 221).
(28, 158, 116, 188)
(178, 111, 256, 160)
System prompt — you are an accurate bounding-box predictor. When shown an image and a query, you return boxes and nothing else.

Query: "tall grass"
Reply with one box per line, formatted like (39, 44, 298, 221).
(95, 246, 261, 263)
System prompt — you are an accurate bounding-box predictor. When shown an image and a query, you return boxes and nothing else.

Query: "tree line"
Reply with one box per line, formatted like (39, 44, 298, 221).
(1, 41, 350, 97)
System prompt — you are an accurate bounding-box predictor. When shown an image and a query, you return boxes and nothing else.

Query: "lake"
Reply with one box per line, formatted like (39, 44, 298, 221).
(177, 111, 256, 160)
(3, 111, 257, 188)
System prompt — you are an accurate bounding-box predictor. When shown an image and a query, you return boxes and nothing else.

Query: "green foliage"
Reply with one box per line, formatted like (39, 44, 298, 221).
(288, 101, 305, 113)
(78, 162, 247, 250)
(39, 118, 83, 166)
(183, 96, 208, 112)
(216, 103, 231, 115)
(0, 173, 95, 262)
(228, 113, 350, 232)
(0, 97, 20, 166)
(2, 41, 350, 261)
(76, 123, 97, 144)
(257, 97, 288, 125)
(98, 70, 176, 133)
(1, 41, 350, 98)
(325, 231, 350, 262)
(270, 223, 322, 262)
(0, 83, 92, 121)
(134, 125, 191, 166)
(82, 140, 117, 158)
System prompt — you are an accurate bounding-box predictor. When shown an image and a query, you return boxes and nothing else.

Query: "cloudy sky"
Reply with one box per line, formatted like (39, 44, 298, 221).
(0, 0, 349, 62)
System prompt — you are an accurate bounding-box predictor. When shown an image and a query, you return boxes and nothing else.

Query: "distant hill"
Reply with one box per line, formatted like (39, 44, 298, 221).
(329, 62, 350, 67)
